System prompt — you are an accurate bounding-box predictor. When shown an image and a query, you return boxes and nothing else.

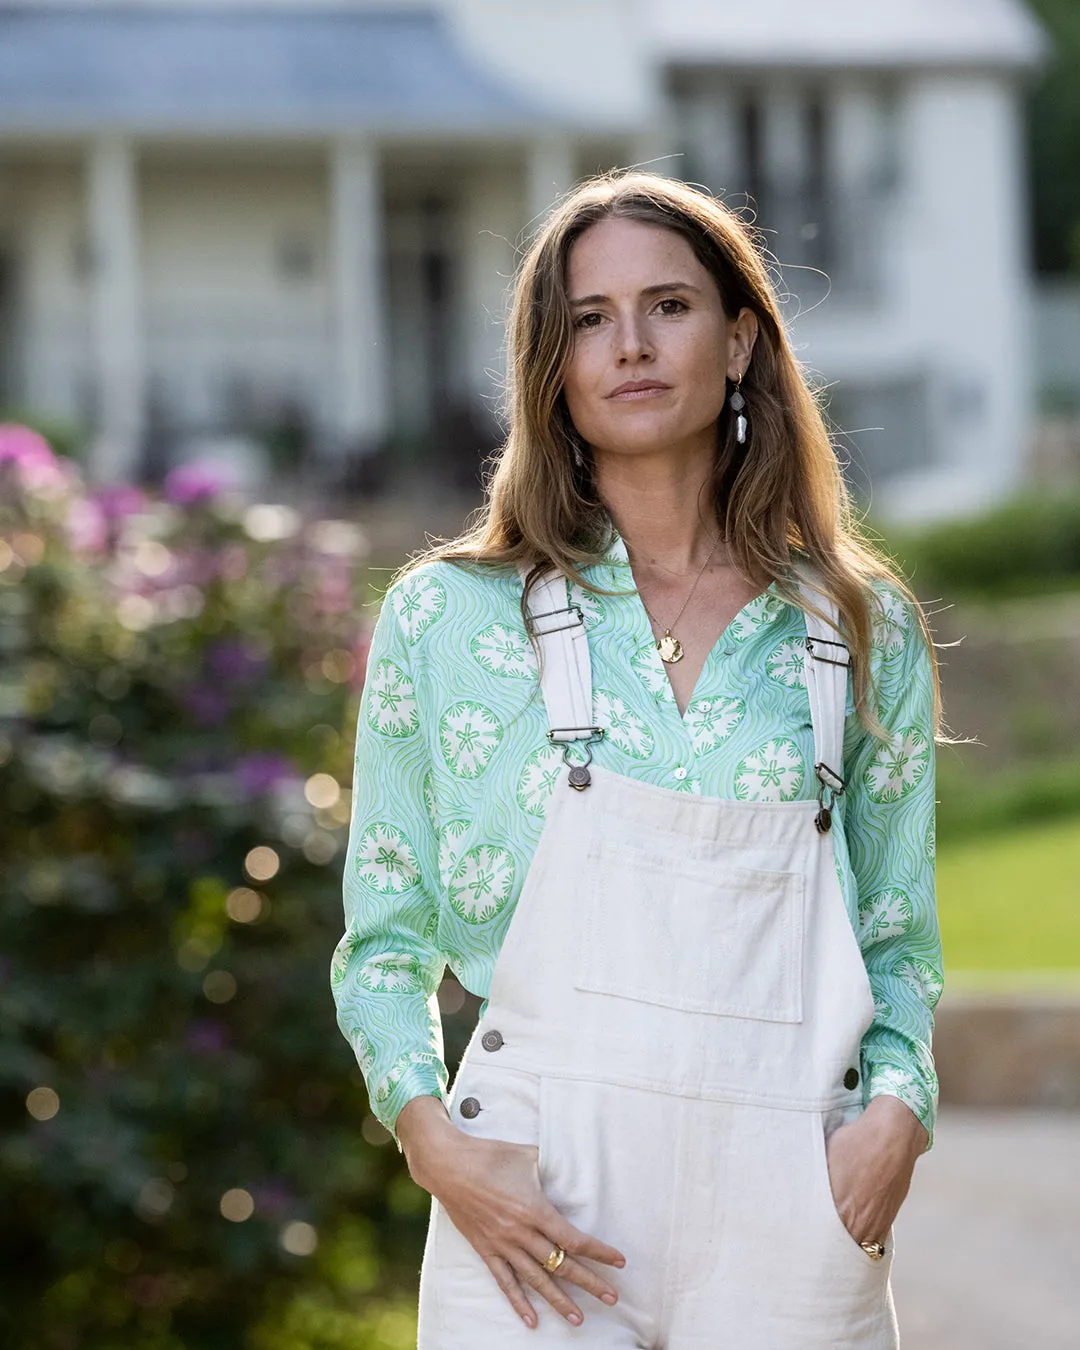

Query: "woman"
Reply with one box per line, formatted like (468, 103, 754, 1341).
(331, 171, 943, 1348)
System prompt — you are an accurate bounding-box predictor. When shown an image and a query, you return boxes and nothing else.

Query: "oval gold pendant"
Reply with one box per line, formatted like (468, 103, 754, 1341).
(657, 632, 684, 664)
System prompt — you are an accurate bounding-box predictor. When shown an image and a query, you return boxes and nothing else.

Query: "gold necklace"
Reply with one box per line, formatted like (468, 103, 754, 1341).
(628, 534, 721, 664)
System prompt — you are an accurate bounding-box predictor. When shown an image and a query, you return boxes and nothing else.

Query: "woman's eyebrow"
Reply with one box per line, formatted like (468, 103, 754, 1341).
(568, 281, 703, 307)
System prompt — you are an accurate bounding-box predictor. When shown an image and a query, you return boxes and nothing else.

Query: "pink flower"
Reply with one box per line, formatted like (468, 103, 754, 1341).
(94, 482, 146, 522)
(163, 459, 229, 506)
(0, 423, 70, 495)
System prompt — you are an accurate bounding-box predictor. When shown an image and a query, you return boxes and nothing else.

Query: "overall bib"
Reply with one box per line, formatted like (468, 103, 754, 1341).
(417, 572, 899, 1349)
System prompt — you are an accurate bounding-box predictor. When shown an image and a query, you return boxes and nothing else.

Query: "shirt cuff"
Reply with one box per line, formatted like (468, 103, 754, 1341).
(372, 1054, 450, 1153)
(863, 1057, 939, 1152)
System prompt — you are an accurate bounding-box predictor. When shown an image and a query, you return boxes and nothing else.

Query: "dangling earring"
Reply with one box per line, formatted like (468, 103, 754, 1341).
(730, 372, 748, 445)
(569, 432, 586, 471)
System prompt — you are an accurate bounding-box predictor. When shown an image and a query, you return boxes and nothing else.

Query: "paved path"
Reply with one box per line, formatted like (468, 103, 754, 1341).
(891, 1108, 1079, 1349)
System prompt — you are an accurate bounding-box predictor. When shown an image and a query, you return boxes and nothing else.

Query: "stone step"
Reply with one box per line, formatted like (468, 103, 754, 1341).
(933, 982, 1080, 1107)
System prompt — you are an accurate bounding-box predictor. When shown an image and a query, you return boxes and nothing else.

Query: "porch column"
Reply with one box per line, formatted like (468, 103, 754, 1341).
(526, 134, 576, 231)
(330, 135, 389, 454)
(86, 135, 144, 481)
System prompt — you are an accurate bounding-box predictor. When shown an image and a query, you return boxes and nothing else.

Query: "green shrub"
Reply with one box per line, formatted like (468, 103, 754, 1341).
(886, 493, 1080, 599)
(0, 428, 427, 1348)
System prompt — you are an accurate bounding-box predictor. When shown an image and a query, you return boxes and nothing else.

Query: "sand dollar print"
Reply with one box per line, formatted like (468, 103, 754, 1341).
(924, 820, 936, 863)
(872, 590, 910, 657)
(448, 845, 516, 925)
(392, 572, 446, 644)
(330, 931, 363, 987)
(895, 956, 944, 1009)
(349, 1027, 375, 1075)
(438, 819, 470, 889)
(355, 951, 424, 993)
(734, 738, 805, 802)
(864, 727, 930, 803)
(630, 644, 673, 704)
(568, 581, 606, 630)
(727, 591, 783, 642)
(365, 659, 419, 738)
(516, 743, 564, 817)
(858, 888, 914, 943)
(354, 822, 420, 894)
(867, 1063, 929, 1118)
(470, 622, 536, 680)
(684, 696, 745, 755)
(766, 638, 807, 689)
(439, 701, 503, 779)
(593, 689, 653, 759)
(373, 1049, 442, 1105)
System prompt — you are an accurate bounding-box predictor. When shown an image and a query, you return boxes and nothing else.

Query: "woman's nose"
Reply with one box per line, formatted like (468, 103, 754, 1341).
(613, 313, 654, 364)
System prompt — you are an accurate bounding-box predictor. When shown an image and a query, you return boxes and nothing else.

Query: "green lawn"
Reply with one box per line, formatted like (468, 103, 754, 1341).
(937, 815, 1080, 973)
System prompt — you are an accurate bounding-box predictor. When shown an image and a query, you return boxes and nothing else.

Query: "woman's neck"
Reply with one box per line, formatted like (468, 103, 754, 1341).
(594, 446, 723, 572)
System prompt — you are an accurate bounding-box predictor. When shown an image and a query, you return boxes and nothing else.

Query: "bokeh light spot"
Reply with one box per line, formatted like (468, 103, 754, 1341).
(203, 970, 237, 1004)
(225, 887, 264, 923)
(304, 773, 341, 809)
(116, 594, 155, 631)
(26, 1086, 60, 1121)
(280, 1221, 318, 1256)
(360, 1114, 392, 1146)
(244, 846, 280, 882)
(220, 1188, 254, 1222)
(321, 648, 355, 683)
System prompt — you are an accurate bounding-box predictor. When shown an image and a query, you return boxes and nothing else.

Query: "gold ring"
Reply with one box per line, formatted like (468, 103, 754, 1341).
(859, 1240, 886, 1261)
(543, 1245, 567, 1273)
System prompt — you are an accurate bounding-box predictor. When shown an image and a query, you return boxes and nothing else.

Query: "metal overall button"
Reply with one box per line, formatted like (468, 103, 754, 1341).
(481, 1030, 504, 1052)
(459, 1096, 482, 1119)
(843, 1067, 860, 1090)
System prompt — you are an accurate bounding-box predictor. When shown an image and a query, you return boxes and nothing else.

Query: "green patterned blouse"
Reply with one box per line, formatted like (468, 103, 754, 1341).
(332, 532, 943, 1151)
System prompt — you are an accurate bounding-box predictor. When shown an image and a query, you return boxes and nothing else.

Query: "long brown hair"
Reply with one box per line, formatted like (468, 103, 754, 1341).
(408, 169, 940, 738)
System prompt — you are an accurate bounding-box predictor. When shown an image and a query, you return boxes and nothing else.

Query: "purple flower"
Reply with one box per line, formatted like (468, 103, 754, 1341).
(164, 459, 229, 507)
(207, 639, 266, 686)
(66, 497, 108, 553)
(234, 751, 296, 797)
(94, 482, 146, 522)
(186, 1020, 231, 1056)
(180, 684, 230, 728)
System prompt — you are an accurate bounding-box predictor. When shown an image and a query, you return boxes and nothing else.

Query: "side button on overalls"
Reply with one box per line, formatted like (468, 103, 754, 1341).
(418, 570, 899, 1349)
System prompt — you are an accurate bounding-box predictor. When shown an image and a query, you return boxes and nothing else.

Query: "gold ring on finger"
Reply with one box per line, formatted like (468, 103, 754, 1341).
(859, 1240, 886, 1261)
(543, 1245, 566, 1273)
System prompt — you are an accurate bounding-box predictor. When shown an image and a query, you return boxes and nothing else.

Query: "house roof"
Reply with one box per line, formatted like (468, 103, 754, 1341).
(0, 4, 553, 135)
(650, 0, 1049, 71)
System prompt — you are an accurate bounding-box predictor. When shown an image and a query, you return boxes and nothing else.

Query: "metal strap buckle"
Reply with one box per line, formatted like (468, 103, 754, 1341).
(546, 725, 605, 745)
(547, 727, 605, 791)
(526, 604, 585, 637)
(813, 761, 846, 834)
(805, 635, 851, 668)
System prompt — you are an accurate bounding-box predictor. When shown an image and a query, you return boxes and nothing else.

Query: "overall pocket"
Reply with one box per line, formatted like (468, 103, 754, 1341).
(575, 837, 805, 1022)
(812, 1107, 894, 1270)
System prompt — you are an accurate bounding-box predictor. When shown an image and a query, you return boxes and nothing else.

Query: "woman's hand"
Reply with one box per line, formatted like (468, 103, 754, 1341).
(824, 1094, 929, 1246)
(397, 1095, 626, 1329)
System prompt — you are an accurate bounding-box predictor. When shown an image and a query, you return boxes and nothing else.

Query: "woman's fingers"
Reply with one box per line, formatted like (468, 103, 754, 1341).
(484, 1253, 538, 1328)
(525, 1219, 623, 1307)
(513, 1248, 586, 1325)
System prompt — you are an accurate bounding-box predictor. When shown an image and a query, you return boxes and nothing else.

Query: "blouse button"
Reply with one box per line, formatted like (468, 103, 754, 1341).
(698, 700, 711, 712)
(674, 767, 688, 781)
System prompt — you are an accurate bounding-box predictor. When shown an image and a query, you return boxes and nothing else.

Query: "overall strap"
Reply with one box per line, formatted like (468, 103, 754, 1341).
(796, 573, 850, 833)
(518, 566, 598, 743)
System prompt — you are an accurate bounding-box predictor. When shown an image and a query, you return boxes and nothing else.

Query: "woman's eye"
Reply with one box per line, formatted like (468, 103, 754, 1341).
(574, 311, 603, 329)
(656, 297, 688, 315)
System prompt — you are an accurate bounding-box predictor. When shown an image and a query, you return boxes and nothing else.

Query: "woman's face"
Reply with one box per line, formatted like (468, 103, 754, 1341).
(561, 216, 756, 463)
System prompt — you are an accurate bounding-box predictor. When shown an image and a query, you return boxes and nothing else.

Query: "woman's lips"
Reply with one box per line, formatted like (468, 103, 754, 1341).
(607, 383, 672, 400)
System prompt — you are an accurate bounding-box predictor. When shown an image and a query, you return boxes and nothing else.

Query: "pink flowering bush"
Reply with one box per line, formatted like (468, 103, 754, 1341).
(0, 429, 421, 1349)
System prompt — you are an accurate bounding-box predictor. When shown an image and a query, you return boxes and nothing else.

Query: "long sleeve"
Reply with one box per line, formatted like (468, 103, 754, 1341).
(841, 586, 943, 1149)
(331, 582, 448, 1151)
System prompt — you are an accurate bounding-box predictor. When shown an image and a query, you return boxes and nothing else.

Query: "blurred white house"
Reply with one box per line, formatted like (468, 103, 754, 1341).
(0, 0, 1047, 520)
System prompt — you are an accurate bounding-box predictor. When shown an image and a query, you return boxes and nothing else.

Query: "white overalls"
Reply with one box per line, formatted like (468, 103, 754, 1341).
(417, 571, 899, 1349)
